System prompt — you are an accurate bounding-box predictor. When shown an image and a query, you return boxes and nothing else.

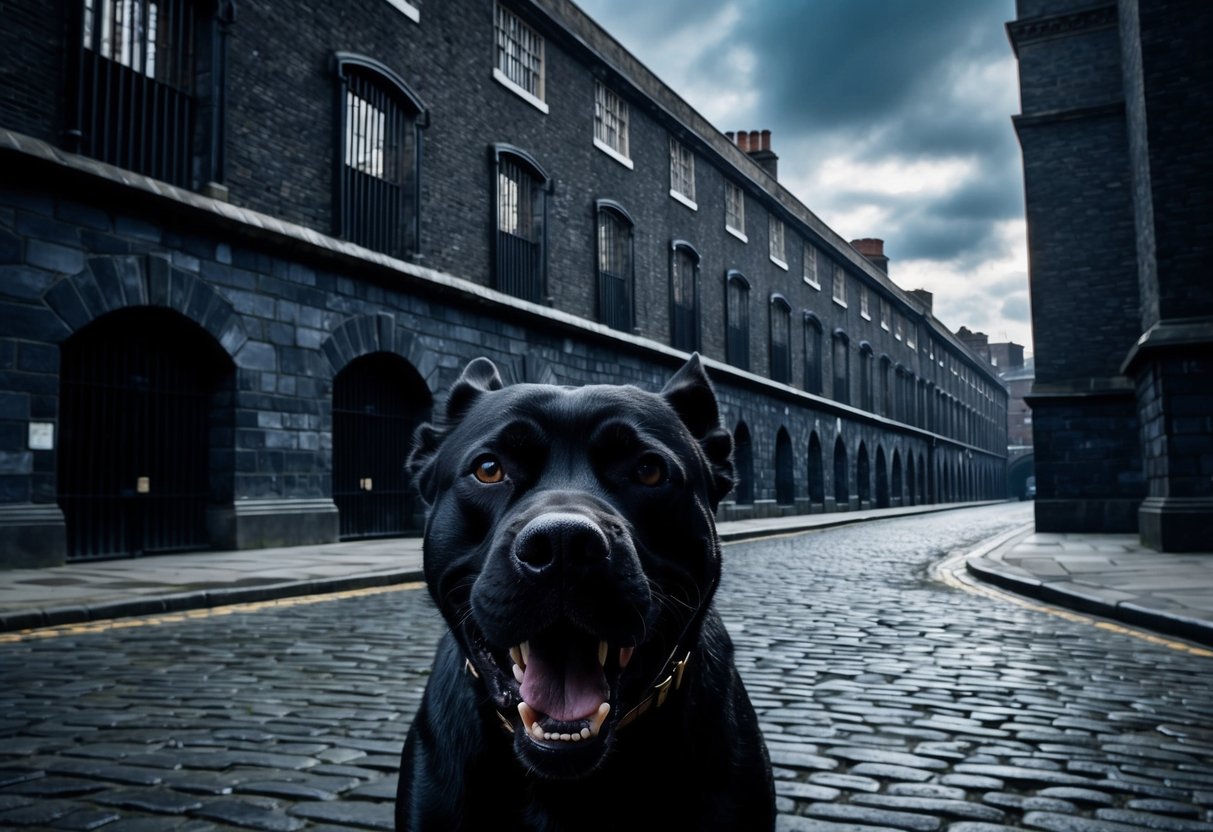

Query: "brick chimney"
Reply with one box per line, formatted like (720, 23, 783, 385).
(727, 129, 778, 179)
(850, 238, 889, 274)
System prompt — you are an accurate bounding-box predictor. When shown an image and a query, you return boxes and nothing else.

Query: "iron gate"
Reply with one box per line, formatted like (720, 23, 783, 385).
(59, 311, 222, 561)
(333, 355, 425, 539)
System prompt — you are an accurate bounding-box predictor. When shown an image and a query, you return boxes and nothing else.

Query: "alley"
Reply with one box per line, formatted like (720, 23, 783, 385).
(2, 503, 1212, 831)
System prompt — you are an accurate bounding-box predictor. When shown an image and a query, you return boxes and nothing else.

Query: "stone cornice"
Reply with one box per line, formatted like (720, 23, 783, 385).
(1006, 4, 1118, 57)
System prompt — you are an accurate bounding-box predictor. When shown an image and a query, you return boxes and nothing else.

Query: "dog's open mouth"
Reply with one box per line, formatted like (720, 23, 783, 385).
(467, 623, 636, 750)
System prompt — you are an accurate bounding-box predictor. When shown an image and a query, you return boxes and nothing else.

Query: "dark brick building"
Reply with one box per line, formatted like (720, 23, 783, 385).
(1009, 0, 1212, 550)
(0, 0, 1008, 568)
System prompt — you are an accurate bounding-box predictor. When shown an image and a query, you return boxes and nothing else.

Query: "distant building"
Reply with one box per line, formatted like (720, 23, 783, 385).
(1009, 0, 1212, 550)
(0, 0, 1008, 568)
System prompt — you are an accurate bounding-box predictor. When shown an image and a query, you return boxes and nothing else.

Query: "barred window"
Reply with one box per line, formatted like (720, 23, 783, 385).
(726, 272, 750, 370)
(596, 202, 634, 331)
(76, 0, 210, 187)
(494, 146, 548, 303)
(725, 182, 745, 236)
(594, 82, 629, 161)
(803, 243, 819, 287)
(769, 214, 786, 265)
(670, 242, 700, 351)
(770, 295, 792, 384)
(860, 285, 870, 320)
(803, 313, 823, 395)
(669, 137, 696, 203)
(336, 55, 424, 259)
(880, 298, 890, 330)
(495, 3, 544, 103)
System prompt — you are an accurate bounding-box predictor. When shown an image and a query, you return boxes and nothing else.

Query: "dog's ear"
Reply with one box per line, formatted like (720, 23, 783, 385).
(662, 353, 735, 507)
(407, 357, 504, 504)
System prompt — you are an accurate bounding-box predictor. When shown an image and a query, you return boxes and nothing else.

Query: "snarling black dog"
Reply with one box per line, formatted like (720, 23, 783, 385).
(395, 354, 776, 831)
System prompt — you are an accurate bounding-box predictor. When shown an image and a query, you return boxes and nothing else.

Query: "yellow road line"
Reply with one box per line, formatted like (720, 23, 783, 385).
(0, 581, 425, 644)
(935, 552, 1213, 658)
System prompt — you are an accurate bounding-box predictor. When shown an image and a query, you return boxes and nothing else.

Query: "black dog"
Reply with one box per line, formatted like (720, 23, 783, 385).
(395, 354, 775, 831)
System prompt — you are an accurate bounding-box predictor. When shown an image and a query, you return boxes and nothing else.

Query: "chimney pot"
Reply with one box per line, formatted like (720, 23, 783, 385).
(737, 131, 749, 152)
(748, 130, 761, 150)
(761, 129, 771, 151)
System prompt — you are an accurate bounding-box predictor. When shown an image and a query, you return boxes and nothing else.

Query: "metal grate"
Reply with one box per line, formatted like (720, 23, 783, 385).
(496, 157, 543, 302)
(596, 209, 632, 331)
(332, 355, 426, 540)
(341, 71, 414, 258)
(75, 0, 196, 187)
(59, 311, 222, 561)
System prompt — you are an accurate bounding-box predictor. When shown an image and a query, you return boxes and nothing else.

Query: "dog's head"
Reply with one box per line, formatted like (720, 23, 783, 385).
(408, 354, 734, 778)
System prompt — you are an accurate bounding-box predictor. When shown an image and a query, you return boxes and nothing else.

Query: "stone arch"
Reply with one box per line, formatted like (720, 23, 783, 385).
(807, 431, 824, 506)
(322, 311, 436, 385)
(857, 441, 871, 506)
(875, 445, 889, 508)
(833, 436, 849, 509)
(891, 448, 902, 507)
(42, 253, 248, 357)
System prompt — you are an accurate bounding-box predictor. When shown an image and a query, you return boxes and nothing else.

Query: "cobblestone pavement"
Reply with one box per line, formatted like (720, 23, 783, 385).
(3, 503, 1212, 831)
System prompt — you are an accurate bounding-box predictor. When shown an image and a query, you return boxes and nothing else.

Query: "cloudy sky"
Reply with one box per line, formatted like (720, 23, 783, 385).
(576, 0, 1033, 354)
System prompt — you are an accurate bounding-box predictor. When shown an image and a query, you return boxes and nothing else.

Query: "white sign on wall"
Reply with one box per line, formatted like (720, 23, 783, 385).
(28, 422, 54, 451)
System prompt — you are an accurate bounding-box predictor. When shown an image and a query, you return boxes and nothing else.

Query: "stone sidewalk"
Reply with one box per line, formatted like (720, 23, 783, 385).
(2, 500, 1210, 647)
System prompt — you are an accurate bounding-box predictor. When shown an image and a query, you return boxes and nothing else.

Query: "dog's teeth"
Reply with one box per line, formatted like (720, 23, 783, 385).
(512, 663, 524, 683)
(518, 701, 539, 729)
(520, 641, 530, 667)
(510, 645, 525, 669)
(588, 702, 611, 738)
(532, 722, 545, 740)
(598, 640, 608, 667)
(580, 727, 590, 740)
(619, 646, 635, 668)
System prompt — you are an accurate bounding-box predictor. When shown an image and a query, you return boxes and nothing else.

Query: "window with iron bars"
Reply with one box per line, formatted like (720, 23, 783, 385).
(338, 60, 422, 259)
(770, 295, 792, 384)
(495, 3, 544, 103)
(726, 272, 750, 371)
(495, 148, 548, 303)
(594, 82, 629, 162)
(670, 242, 700, 351)
(596, 203, 634, 332)
(804, 314, 823, 395)
(74, 0, 213, 188)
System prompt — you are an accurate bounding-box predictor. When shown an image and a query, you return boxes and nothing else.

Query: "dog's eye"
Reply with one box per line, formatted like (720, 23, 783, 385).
(635, 456, 666, 486)
(472, 455, 505, 484)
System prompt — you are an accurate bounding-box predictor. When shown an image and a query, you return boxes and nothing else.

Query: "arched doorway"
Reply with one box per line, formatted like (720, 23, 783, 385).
(59, 308, 234, 560)
(833, 437, 849, 509)
(891, 449, 903, 507)
(875, 445, 889, 508)
(906, 451, 916, 505)
(857, 442, 871, 506)
(733, 422, 754, 504)
(333, 353, 432, 539)
(807, 431, 824, 507)
(775, 427, 794, 505)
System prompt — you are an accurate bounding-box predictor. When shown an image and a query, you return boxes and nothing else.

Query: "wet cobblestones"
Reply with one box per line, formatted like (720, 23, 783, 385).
(2, 504, 1212, 830)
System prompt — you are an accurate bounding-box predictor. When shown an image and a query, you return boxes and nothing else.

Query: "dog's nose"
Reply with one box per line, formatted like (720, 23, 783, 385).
(513, 512, 609, 573)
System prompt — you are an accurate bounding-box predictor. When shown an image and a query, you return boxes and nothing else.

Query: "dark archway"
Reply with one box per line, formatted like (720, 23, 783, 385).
(857, 442, 871, 506)
(807, 431, 824, 506)
(734, 422, 754, 504)
(891, 448, 903, 507)
(59, 308, 234, 561)
(875, 445, 889, 508)
(333, 353, 432, 539)
(906, 451, 916, 505)
(919, 452, 928, 503)
(775, 427, 794, 505)
(833, 436, 849, 509)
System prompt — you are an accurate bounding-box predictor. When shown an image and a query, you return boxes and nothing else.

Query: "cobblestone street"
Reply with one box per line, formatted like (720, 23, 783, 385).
(3, 502, 1212, 831)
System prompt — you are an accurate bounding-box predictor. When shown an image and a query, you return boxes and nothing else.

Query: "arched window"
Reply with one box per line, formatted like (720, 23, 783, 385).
(832, 330, 850, 404)
(725, 271, 750, 370)
(858, 342, 874, 412)
(595, 200, 634, 332)
(493, 144, 550, 302)
(336, 53, 427, 259)
(880, 355, 893, 417)
(769, 294, 792, 384)
(803, 312, 823, 395)
(670, 241, 701, 352)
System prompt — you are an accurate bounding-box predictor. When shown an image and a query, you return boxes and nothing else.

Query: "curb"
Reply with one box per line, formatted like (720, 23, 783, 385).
(0, 568, 426, 634)
(963, 534, 1213, 649)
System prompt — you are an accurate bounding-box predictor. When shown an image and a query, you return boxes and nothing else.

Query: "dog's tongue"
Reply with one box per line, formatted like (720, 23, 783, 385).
(520, 631, 608, 722)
